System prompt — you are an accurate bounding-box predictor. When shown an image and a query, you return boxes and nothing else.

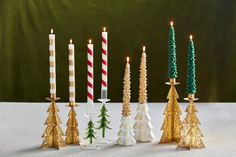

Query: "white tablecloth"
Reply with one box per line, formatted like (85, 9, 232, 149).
(0, 102, 235, 157)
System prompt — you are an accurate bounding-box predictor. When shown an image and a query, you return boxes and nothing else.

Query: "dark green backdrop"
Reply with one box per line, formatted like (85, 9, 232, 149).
(0, 0, 236, 102)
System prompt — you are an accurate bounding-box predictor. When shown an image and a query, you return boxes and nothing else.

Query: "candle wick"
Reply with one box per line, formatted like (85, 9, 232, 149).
(190, 35, 193, 40)
(126, 57, 130, 63)
(103, 27, 106, 32)
(142, 46, 146, 52)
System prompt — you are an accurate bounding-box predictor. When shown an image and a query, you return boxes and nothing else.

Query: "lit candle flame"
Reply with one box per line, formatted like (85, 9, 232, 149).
(70, 39, 72, 44)
(126, 57, 130, 63)
(89, 39, 92, 44)
(50, 29, 53, 34)
(170, 21, 174, 27)
(103, 27, 106, 32)
(142, 46, 146, 52)
(190, 35, 193, 40)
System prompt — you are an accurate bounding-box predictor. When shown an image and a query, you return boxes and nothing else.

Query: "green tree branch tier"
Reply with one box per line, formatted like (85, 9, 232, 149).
(97, 104, 111, 138)
(85, 120, 96, 144)
(168, 22, 178, 79)
(187, 37, 197, 94)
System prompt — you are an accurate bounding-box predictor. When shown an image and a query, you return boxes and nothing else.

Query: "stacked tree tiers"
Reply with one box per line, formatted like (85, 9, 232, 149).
(41, 21, 205, 150)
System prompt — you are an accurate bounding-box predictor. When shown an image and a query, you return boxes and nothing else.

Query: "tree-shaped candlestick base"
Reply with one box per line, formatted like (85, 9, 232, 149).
(65, 102, 80, 145)
(134, 103, 155, 142)
(80, 117, 100, 150)
(81, 101, 99, 150)
(177, 94, 205, 150)
(41, 97, 65, 149)
(134, 49, 155, 142)
(160, 78, 183, 144)
(116, 58, 136, 146)
(97, 99, 113, 145)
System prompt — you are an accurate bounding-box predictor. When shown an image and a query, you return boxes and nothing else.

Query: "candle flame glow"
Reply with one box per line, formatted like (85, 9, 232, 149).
(190, 35, 193, 40)
(142, 46, 146, 52)
(126, 57, 130, 63)
(170, 21, 174, 26)
(50, 29, 53, 34)
(89, 39, 92, 44)
(70, 39, 72, 44)
(103, 27, 106, 32)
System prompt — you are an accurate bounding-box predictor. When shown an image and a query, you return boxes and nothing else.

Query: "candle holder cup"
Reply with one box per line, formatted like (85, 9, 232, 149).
(84, 102, 95, 118)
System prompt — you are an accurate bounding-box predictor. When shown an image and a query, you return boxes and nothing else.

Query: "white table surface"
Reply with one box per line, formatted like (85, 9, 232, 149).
(0, 102, 235, 157)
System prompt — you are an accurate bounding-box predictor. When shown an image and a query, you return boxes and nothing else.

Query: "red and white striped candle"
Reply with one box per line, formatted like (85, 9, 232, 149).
(101, 27, 108, 99)
(68, 39, 75, 103)
(87, 39, 94, 105)
(49, 29, 56, 99)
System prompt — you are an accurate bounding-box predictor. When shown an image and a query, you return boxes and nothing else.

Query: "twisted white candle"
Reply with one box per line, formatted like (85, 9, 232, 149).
(101, 27, 108, 99)
(87, 39, 94, 115)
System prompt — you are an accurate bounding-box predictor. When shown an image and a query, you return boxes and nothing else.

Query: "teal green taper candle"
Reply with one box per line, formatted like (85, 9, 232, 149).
(187, 35, 197, 94)
(168, 21, 178, 79)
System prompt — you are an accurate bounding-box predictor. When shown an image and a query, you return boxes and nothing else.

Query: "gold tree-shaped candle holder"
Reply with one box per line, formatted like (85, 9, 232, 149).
(65, 102, 80, 145)
(160, 78, 183, 144)
(41, 97, 65, 149)
(177, 94, 205, 150)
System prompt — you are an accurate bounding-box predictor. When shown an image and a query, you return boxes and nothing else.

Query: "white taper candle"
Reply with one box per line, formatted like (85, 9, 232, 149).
(68, 39, 75, 103)
(49, 29, 56, 99)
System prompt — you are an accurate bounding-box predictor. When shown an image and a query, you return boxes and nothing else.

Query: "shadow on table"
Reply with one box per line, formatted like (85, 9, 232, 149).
(5, 142, 192, 157)
(24, 144, 127, 157)
(6, 145, 85, 157)
(93, 142, 184, 157)
(8, 145, 57, 155)
(99, 144, 127, 150)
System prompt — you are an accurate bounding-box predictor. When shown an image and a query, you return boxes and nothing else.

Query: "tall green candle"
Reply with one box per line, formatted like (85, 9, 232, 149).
(168, 21, 178, 79)
(187, 35, 196, 94)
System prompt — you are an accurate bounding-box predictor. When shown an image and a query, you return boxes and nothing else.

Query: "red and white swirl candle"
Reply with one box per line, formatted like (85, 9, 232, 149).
(101, 27, 108, 99)
(87, 39, 94, 107)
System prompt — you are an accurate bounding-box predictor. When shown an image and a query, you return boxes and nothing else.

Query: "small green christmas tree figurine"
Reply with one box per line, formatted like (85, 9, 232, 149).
(85, 119, 96, 144)
(97, 104, 111, 138)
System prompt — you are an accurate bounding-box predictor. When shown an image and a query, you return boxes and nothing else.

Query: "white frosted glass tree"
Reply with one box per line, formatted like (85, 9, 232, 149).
(134, 47, 155, 142)
(116, 57, 136, 146)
